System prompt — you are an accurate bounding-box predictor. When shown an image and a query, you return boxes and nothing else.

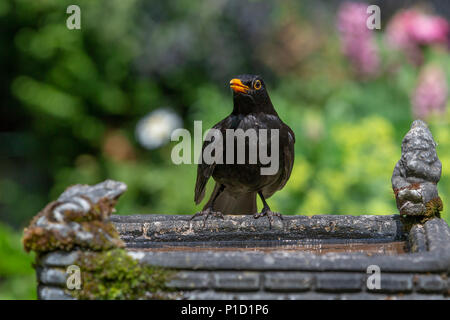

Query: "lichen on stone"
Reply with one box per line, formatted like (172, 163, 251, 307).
(23, 180, 127, 253)
(70, 249, 177, 300)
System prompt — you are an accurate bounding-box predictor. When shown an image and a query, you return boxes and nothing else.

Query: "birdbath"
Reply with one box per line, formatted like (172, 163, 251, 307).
(23, 121, 450, 300)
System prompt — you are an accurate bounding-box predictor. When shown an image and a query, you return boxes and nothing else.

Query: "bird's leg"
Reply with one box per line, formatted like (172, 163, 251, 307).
(254, 191, 283, 229)
(190, 184, 225, 227)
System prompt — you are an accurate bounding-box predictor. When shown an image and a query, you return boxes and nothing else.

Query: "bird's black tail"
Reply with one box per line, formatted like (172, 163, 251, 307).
(204, 183, 257, 215)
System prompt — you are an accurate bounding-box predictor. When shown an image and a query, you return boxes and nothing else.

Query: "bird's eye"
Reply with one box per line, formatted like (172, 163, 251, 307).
(253, 80, 262, 90)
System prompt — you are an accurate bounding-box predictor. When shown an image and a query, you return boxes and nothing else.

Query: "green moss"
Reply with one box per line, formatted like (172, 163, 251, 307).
(22, 198, 124, 253)
(425, 197, 443, 217)
(398, 196, 443, 233)
(400, 213, 440, 234)
(23, 221, 124, 253)
(70, 249, 177, 300)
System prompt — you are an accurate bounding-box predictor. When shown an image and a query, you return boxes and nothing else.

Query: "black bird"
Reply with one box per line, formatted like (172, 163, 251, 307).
(192, 74, 295, 226)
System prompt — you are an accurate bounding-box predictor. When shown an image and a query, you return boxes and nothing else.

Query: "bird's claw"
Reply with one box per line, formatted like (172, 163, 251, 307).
(190, 207, 224, 227)
(254, 208, 283, 229)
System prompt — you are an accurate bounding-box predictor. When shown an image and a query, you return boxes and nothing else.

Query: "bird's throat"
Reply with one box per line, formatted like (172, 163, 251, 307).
(232, 94, 277, 116)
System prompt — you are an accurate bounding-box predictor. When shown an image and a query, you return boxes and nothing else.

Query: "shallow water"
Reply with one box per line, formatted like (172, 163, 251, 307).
(128, 239, 408, 255)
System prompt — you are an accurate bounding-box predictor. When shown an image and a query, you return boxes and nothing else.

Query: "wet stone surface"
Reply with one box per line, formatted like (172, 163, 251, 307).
(128, 239, 408, 255)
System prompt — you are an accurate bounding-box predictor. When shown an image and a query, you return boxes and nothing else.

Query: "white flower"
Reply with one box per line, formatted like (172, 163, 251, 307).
(135, 108, 182, 150)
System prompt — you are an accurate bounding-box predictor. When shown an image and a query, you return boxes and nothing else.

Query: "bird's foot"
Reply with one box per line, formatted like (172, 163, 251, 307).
(190, 207, 224, 227)
(254, 207, 283, 229)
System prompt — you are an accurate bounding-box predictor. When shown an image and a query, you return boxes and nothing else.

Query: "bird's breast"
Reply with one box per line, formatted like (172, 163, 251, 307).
(211, 114, 287, 193)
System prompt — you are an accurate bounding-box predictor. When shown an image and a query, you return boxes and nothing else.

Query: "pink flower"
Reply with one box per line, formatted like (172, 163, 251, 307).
(411, 65, 448, 119)
(386, 10, 418, 48)
(337, 2, 380, 78)
(386, 9, 449, 65)
(411, 14, 449, 45)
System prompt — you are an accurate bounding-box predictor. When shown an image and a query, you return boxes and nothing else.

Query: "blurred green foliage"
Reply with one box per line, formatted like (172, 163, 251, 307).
(0, 223, 36, 299)
(0, 0, 449, 299)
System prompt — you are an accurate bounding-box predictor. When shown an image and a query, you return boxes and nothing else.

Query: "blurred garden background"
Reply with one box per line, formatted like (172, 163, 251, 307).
(1, 0, 449, 299)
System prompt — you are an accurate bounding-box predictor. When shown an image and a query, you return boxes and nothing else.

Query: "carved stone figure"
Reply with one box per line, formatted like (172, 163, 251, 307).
(392, 120, 442, 217)
(23, 180, 127, 252)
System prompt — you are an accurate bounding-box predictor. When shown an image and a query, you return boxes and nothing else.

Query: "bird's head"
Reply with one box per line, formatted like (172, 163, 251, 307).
(229, 74, 276, 115)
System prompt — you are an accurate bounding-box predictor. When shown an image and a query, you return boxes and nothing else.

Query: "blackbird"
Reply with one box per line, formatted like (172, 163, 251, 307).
(192, 74, 295, 227)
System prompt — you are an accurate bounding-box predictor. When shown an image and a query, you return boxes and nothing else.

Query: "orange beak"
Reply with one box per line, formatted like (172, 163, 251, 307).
(230, 78, 249, 94)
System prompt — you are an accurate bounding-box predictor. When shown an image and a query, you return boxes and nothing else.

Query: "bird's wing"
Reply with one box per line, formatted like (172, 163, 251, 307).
(194, 117, 231, 204)
(277, 126, 295, 191)
(194, 156, 216, 204)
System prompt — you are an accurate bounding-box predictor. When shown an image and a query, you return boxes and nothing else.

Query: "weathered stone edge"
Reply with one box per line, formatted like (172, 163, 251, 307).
(111, 214, 405, 243)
